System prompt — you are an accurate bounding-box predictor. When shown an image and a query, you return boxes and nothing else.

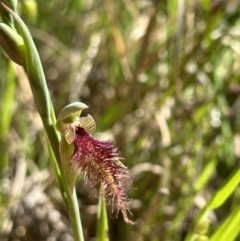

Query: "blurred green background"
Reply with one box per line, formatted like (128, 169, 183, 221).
(0, 0, 240, 240)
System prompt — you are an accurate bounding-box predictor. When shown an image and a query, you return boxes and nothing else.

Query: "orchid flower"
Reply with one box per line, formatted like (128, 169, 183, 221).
(56, 102, 135, 225)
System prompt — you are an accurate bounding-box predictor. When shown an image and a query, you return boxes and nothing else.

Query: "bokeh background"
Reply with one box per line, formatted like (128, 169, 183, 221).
(0, 0, 240, 240)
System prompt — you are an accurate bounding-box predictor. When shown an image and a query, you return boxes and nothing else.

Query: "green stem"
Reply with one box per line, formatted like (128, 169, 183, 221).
(0, 3, 85, 240)
(0, 59, 15, 171)
(67, 188, 85, 241)
(97, 194, 109, 241)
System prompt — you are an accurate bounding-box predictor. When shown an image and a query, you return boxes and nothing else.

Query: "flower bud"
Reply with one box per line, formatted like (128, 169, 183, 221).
(192, 234, 209, 241)
(194, 218, 210, 235)
(21, 0, 38, 24)
(0, 23, 25, 65)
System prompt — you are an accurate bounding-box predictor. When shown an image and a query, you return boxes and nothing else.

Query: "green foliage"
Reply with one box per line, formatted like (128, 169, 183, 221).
(0, 0, 240, 241)
(209, 205, 240, 241)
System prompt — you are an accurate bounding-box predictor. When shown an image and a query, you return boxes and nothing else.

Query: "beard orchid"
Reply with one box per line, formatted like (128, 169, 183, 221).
(56, 102, 135, 224)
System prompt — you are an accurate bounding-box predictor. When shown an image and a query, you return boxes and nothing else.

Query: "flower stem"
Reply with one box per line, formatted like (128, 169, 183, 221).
(67, 187, 85, 241)
(96, 191, 109, 241)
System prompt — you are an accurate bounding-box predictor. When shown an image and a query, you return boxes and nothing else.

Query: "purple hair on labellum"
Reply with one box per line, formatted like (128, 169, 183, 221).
(71, 127, 135, 225)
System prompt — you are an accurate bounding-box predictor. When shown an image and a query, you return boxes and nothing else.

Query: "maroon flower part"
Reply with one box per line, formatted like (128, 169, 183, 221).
(71, 126, 135, 225)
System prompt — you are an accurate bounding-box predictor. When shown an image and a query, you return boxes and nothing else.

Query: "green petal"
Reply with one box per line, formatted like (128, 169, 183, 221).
(79, 114, 96, 134)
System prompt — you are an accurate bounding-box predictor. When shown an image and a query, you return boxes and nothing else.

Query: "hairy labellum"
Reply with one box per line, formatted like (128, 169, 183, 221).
(71, 126, 135, 224)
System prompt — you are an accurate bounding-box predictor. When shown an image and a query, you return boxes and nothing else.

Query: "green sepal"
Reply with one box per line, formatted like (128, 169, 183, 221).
(57, 102, 88, 123)
(59, 137, 75, 195)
